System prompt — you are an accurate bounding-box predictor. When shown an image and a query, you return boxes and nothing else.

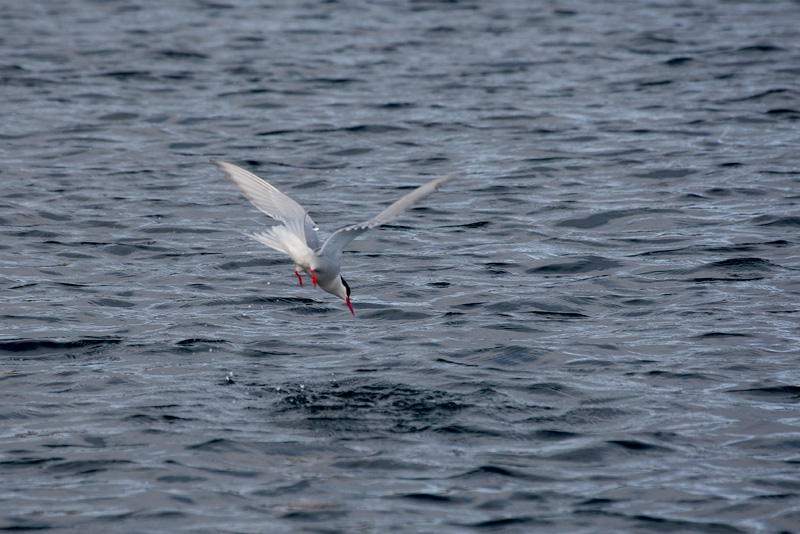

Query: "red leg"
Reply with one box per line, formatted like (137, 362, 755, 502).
(310, 269, 317, 288)
(294, 269, 303, 286)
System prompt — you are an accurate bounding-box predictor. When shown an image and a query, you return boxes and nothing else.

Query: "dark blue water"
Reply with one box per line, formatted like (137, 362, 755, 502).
(2, 1, 799, 532)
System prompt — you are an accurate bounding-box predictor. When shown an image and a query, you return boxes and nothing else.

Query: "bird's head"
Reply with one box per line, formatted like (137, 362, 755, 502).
(336, 276, 354, 315)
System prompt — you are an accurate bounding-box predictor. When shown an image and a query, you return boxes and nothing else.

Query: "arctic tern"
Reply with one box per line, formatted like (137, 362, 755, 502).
(213, 161, 455, 314)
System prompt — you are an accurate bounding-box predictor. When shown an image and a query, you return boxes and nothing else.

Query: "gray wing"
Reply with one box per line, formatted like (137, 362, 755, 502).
(320, 173, 456, 259)
(212, 160, 319, 250)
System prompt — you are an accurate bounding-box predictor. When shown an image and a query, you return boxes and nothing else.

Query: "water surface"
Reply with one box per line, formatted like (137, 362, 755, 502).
(2, 1, 799, 532)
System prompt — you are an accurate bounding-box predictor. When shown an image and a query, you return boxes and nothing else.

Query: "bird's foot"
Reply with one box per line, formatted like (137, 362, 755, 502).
(294, 269, 303, 286)
(310, 269, 317, 288)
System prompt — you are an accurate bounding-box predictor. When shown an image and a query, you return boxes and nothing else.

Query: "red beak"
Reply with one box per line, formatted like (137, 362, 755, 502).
(346, 298, 354, 315)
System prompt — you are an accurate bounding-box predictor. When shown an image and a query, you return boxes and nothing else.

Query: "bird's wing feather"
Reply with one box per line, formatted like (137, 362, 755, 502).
(302, 213, 319, 250)
(213, 160, 319, 250)
(243, 230, 287, 254)
(318, 226, 369, 260)
(320, 173, 456, 258)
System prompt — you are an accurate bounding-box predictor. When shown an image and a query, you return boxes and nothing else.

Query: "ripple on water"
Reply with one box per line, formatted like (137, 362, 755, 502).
(0, 338, 122, 359)
(2, 1, 800, 533)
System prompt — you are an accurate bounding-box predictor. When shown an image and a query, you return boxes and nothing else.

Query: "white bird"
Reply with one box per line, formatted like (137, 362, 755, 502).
(213, 161, 456, 315)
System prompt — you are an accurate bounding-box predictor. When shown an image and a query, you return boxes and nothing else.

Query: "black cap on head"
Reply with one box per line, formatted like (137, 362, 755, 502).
(341, 276, 351, 298)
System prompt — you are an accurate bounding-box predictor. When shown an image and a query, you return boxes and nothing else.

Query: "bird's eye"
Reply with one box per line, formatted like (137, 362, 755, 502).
(341, 276, 351, 298)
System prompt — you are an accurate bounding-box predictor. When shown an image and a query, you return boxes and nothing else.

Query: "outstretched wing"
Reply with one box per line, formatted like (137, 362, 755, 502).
(212, 160, 319, 250)
(320, 173, 456, 259)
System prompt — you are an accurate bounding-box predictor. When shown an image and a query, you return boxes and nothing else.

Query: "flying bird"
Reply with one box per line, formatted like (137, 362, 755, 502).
(213, 161, 455, 314)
